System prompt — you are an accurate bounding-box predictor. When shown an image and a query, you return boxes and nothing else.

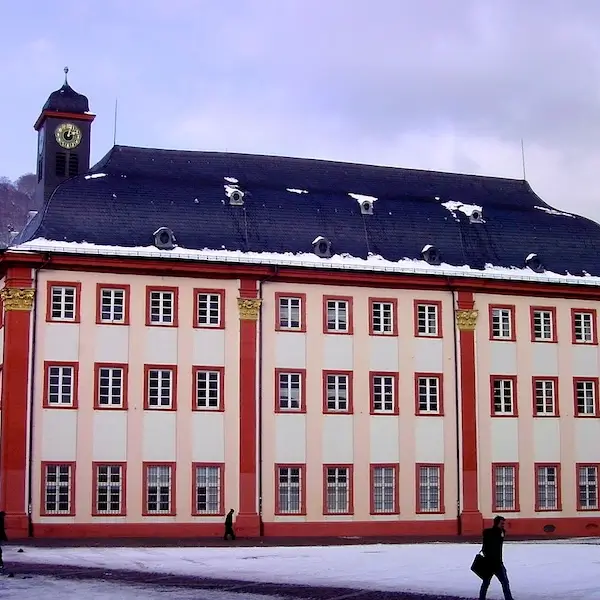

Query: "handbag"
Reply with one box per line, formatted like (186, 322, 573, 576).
(471, 552, 491, 580)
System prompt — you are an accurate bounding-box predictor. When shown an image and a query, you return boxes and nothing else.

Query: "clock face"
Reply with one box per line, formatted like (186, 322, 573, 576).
(55, 123, 82, 149)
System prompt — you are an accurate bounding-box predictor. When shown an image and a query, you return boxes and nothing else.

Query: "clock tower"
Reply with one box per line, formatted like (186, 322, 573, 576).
(34, 67, 95, 203)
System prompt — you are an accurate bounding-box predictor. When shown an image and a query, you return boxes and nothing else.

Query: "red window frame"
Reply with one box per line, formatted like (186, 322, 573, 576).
(40, 461, 76, 517)
(322, 295, 354, 335)
(490, 375, 518, 417)
(95, 283, 131, 325)
(193, 288, 226, 329)
(369, 463, 400, 515)
(571, 308, 598, 345)
(191, 462, 225, 516)
(322, 464, 354, 515)
(491, 463, 520, 513)
(369, 371, 399, 415)
(415, 463, 445, 515)
(45, 280, 82, 323)
(530, 306, 558, 343)
(142, 461, 177, 517)
(576, 463, 600, 511)
(322, 370, 354, 414)
(573, 377, 600, 417)
(532, 376, 559, 417)
(144, 364, 178, 411)
(413, 300, 443, 338)
(275, 292, 307, 332)
(275, 368, 307, 413)
(275, 463, 307, 516)
(368, 297, 398, 336)
(43, 361, 79, 409)
(488, 304, 516, 341)
(192, 365, 225, 412)
(91, 462, 127, 516)
(93, 362, 129, 410)
(145, 286, 179, 327)
(534, 463, 562, 512)
(414, 373, 444, 416)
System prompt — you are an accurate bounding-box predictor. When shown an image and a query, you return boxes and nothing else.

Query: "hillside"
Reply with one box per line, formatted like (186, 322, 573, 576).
(0, 173, 38, 247)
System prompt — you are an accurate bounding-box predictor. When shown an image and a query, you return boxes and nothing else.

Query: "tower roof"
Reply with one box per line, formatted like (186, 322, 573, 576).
(41, 67, 89, 114)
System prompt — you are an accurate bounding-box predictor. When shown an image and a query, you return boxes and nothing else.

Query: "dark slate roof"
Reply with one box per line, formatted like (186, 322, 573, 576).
(16, 145, 600, 276)
(42, 82, 90, 114)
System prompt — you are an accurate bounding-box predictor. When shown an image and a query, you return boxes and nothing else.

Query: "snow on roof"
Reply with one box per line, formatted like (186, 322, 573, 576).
(535, 205, 576, 218)
(84, 173, 107, 180)
(11, 238, 600, 288)
(526, 253, 538, 262)
(286, 188, 308, 194)
(312, 235, 328, 245)
(224, 176, 239, 184)
(348, 192, 377, 204)
(224, 184, 240, 198)
(421, 244, 433, 253)
(441, 200, 482, 220)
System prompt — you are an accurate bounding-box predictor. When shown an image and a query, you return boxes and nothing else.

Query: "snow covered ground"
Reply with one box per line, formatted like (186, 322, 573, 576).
(0, 574, 277, 600)
(6, 540, 600, 599)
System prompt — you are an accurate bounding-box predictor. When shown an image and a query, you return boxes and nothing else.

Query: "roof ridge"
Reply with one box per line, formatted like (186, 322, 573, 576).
(112, 144, 528, 185)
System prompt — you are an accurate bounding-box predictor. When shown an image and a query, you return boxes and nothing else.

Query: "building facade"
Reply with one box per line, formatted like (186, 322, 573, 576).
(1, 76, 600, 539)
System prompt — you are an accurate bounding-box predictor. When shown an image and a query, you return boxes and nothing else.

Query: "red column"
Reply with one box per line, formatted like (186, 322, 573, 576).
(456, 291, 483, 535)
(0, 266, 34, 538)
(235, 279, 261, 536)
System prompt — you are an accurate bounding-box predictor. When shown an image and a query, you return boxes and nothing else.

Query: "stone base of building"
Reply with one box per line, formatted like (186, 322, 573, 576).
(5, 512, 29, 539)
(459, 510, 483, 535)
(25, 516, 600, 540)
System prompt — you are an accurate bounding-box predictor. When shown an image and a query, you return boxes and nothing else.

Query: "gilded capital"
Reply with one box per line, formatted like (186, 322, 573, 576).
(0, 287, 35, 311)
(237, 297, 262, 320)
(456, 309, 478, 331)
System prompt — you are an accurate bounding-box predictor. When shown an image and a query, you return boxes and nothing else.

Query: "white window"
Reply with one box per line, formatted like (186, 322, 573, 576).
(95, 465, 124, 514)
(534, 379, 556, 416)
(277, 466, 303, 514)
(97, 367, 124, 407)
(325, 467, 350, 513)
(372, 375, 396, 413)
(195, 369, 221, 410)
(50, 285, 77, 321)
(573, 312, 595, 344)
(536, 465, 559, 510)
(532, 309, 554, 341)
(492, 378, 515, 415)
(99, 288, 125, 323)
(326, 299, 349, 332)
(278, 372, 302, 411)
(578, 466, 598, 510)
(418, 465, 441, 513)
(145, 465, 173, 514)
(491, 307, 513, 339)
(372, 466, 396, 513)
(493, 465, 516, 511)
(44, 464, 73, 515)
(417, 376, 441, 414)
(416, 304, 439, 336)
(278, 296, 302, 330)
(147, 368, 174, 409)
(325, 373, 350, 412)
(149, 290, 174, 325)
(371, 301, 394, 334)
(197, 293, 222, 327)
(194, 465, 222, 514)
(576, 380, 597, 416)
(46, 365, 75, 406)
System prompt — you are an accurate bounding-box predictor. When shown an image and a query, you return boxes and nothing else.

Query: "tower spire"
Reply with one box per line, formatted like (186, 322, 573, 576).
(64, 66, 69, 86)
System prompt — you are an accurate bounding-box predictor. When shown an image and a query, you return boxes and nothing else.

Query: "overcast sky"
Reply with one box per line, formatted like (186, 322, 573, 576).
(3, 0, 600, 219)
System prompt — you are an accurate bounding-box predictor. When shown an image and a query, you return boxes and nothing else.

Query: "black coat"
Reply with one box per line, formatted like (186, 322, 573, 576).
(481, 526, 504, 566)
(225, 512, 233, 527)
(0, 513, 7, 542)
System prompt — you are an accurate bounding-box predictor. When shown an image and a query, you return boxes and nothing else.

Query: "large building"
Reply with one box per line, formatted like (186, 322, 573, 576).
(1, 74, 600, 540)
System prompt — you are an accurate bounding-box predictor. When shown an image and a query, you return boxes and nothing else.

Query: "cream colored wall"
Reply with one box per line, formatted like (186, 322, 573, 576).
(32, 270, 240, 523)
(261, 282, 458, 522)
(476, 293, 600, 519)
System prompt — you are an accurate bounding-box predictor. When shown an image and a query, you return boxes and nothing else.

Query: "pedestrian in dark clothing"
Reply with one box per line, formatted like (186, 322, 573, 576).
(224, 509, 236, 540)
(0, 511, 8, 569)
(479, 515, 514, 600)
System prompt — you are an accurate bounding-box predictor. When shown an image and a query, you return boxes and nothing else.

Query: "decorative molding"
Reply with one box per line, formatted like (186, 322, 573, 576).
(456, 309, 478, 331)
(237, 298, 262, 320)
(0, 287, 35, 311)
